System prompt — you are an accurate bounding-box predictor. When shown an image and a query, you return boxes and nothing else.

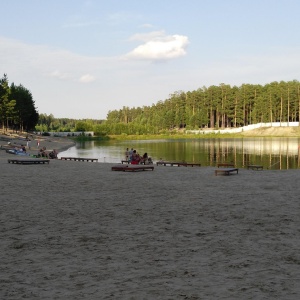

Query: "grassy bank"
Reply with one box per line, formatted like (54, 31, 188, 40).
(108, 133, 244, 140)
(72, 126, 300, 142)
(109, 126, 300, 140)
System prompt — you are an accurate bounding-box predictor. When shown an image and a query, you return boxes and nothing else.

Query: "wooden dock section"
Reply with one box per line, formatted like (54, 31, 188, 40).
(247, 165, 263, 170)
(156, 161, 201, 167)
(217, 163, 235, 168)
(8, 158, 50, 165)
(60, 157, 98, 162)
(112, 165, 154, 172)
(215, 168, 239, 176)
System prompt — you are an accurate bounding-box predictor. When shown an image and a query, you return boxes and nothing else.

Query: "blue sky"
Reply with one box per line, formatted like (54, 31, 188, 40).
(1, 0, 300, 119)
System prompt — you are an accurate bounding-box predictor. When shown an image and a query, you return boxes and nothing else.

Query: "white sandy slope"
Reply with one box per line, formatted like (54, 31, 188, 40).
(241, 126, 300, 137)
(1, 142, 300, 299)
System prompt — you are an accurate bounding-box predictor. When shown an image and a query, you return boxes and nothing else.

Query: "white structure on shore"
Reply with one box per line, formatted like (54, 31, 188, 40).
(47, 131, 94, 137)
(186, 122, 300, 134)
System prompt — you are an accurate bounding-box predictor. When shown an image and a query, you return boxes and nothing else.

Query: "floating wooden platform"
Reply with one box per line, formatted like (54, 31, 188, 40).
(60, 157, 98, 162)
(215, 168, 239, 176)
(112, 165, 154, 172)
(217, 163, 235, 168)
(8, 158, 50, 165)
(247, 165, 263, 170)
(156, 161, 201, 167)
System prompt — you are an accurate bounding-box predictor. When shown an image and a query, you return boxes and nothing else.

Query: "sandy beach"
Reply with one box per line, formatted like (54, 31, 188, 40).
(1, 134, 300, 299)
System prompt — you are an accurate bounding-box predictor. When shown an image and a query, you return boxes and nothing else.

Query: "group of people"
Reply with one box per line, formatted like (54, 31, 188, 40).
(37, 147, 58, 159)
(6, 142, 26, 151)
(6, 143, 28, 155)
(5, 139, 58, 159)
(125, 148, 153, 165)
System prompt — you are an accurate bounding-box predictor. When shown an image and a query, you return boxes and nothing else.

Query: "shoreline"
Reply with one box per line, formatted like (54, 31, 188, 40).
(2, 132, 300, 168)
(0, 133, 75, 156)
(1, 132, 300, 298)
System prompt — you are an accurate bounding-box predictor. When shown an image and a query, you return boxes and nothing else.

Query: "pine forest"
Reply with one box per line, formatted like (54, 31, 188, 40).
(1, 74, 300, 135)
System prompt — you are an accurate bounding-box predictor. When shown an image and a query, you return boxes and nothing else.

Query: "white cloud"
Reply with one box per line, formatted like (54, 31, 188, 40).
(1, 35, 299, 119)
(125, 31, 189, 61)
(49, 70, 70, 80)
(79, 74, 95, 83)
(140, 23, 155, 29)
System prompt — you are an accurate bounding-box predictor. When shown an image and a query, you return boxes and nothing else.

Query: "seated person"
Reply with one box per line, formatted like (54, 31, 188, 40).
(140, 152, 148, 164)
(131, 150, 140, 164)
(37, 148, 48, 158)
(49, 149, 58, 159)
(125, 148, 130, 161)
(147, 156, 153, 164)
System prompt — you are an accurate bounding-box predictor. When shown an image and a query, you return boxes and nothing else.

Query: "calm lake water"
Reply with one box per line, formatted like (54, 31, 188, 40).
(58, 137, 300, 170)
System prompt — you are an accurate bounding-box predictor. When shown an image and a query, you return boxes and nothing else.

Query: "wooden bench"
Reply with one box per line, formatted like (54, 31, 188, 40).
(60, 157, 98, 162)
(215, 168, 239, 176)
(247, 165, 263, 170)
(217, 163, 235, 168)
(112, 165, 154, 172)
(156, 161, 201, 167)
(157, 161, 181, 166)
(177, 162, 201, 167)
(8, 158, 50, 165)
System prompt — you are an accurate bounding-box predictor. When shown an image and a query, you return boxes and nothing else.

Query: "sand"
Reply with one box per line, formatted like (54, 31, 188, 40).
(1, 134, 300, 299)
(241, 126, 300, 137)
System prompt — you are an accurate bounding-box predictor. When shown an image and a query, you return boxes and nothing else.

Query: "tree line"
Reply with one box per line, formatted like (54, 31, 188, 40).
(2, 73, 299, 136)
(103, 80, 300, 134)
(35, 113, 104, 134)
(34, 80, 300, 136)
(0, 74, 39, 132)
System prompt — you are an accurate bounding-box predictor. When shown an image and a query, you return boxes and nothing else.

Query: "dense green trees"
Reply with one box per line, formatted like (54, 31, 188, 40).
(102, 80, 300, 135)
(0, 74, 15, 131)
(0, 74, 38, 131)
(2, 73, 299, 136)
(40, 79, 299, 136)
(35, 114, 103, 133)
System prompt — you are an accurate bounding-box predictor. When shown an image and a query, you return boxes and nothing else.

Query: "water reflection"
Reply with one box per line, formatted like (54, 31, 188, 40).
(58, 137, 300, 170)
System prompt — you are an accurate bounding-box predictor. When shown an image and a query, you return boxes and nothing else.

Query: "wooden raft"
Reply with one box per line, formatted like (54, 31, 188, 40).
(156, 161, 201, 167)
(8, 158, 50, 165)
(247, 165, 263, 170)
(112, 165, 154, 172)
(215, 168, 239, 176)
(60, 157, 98, 162)
(217, 163, 235, 168)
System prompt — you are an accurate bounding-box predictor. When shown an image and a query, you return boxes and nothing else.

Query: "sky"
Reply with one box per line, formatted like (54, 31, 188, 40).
(1, 0, 300, 120)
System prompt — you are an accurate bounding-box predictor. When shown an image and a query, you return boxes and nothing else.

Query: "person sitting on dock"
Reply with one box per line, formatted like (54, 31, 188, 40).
(131, 150, 140, 164)
(125, 148, 129, 162)
(140, 152, 148, 164)
(49, 149, 58, 159)
(129, 148, 133, 163)
(141, 152, 153, 164)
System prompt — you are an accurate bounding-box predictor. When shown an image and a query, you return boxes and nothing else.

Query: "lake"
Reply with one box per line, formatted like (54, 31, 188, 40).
(58, 137, 300, 170)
